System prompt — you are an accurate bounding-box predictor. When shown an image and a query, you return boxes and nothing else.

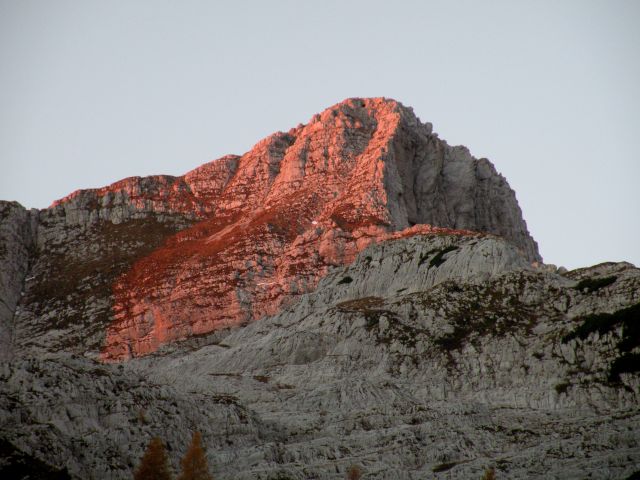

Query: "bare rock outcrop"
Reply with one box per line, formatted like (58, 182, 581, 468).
(0, 93, 637, 478)
(4, 98, 540, 360)
(0, 202, 37, 361)
(1, 233, 638, 479)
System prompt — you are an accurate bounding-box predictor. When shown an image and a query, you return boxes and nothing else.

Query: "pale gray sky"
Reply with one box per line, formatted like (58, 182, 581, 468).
(1, 0, 638, 269)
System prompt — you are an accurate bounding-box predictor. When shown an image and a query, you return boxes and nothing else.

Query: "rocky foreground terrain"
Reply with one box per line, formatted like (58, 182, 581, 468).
(0, 98, 638, 479)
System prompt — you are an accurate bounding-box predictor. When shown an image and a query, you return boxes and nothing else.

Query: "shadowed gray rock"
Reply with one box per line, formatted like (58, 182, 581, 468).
(0, 98, 637, 479)
(2, 234, 638, 479)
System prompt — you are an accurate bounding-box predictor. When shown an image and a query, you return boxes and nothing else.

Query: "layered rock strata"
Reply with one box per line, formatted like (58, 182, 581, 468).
(2, 98, 539, 361)
(1, 234, 638, 479)
(0, 202, 37, 361)
(1, 97, 638, 478)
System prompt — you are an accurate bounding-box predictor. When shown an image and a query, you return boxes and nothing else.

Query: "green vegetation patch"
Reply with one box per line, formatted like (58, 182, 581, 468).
(336, 296, 390, 330)
(335, 296, 421, 347)
(418, 248, 439, 266)
(574, 275, 617, 293)
(433, 280, 538, 353)
(26, 215, 192, 335)
(609, 353, 640, 382)
(563, 303, 640, 384)
(417, 245, 459, 268)
(432, 461, 458, 473)
(562, 303, 640, 349)
(429, 245, 459, 268)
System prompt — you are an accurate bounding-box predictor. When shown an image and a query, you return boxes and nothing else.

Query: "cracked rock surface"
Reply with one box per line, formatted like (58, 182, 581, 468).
(1, 234, 639, 479)
(2, 98, 540, 362)
(0, 98, 637, 479)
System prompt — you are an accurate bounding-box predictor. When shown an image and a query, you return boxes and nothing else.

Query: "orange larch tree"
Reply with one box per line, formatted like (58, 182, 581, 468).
(178, 431, 213, 480)
(134, 436, 173, 480)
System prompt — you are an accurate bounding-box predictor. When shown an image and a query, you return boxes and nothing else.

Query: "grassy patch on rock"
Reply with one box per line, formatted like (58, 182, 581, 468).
(433, 281, 538, 352)
(416, 245, 460, 268)
(562, 303, 640, 350)
(574, 275, 617, 293)
(609, 353, 640, 382)
(429, 245, 459, 268)
(563, 303, 640, 384)
(22, 215, 194, 349)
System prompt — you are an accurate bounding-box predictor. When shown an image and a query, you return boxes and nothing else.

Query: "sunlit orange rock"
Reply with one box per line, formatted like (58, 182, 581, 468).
(89, 97, 539, 361)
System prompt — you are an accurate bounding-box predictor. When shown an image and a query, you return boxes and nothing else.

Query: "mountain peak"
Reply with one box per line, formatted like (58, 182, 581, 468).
(3, 100, 639, 480)
(3, 99, 539, 361)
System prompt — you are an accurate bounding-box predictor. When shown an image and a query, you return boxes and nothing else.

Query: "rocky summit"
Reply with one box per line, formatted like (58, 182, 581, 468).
(0, 98, 638, 479)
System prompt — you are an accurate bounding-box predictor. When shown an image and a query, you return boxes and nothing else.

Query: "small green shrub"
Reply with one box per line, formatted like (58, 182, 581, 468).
(418, 248, 439, 266)
(618, 316, 640, 353)
(563, 303, 640, 384)
(434, 327, 466, 351)
(562, 303, 640, 346)
(574, 275, 616, 293)
(365, 312, 380, 329)
(609, 353, 640, 382)
(430, 246, 459, 268)
(554, 382, 570, 395)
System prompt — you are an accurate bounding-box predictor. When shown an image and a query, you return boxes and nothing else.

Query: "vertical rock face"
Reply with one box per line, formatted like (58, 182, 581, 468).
(3, 233, 637, 480)
(102, 98, 540, 361)
(3, 98, 540, 360)
(0, 202, 37, 361)
(8, 156, 241, 357)
(3, 99, 639, 480)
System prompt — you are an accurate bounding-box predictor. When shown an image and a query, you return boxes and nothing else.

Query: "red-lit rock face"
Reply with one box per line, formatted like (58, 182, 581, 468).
(50, 154, 241, 219)
(101, 98, 400, 360)
(72, 97, 539, 361)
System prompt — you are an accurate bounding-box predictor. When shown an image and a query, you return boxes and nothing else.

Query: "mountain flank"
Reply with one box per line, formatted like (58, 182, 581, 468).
(0, 98, 638, 479)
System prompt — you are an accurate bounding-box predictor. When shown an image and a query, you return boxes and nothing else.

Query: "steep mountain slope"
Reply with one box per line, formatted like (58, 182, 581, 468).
(1, 98, 638, 479)
(1, 98, 539, 361)
(1, 234, 638, 479)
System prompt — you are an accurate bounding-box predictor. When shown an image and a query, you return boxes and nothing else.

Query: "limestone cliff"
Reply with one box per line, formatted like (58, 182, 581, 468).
(0, 234, 638, 479)
(1, 98, 540, 361)
(0, 98, 638, 480)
